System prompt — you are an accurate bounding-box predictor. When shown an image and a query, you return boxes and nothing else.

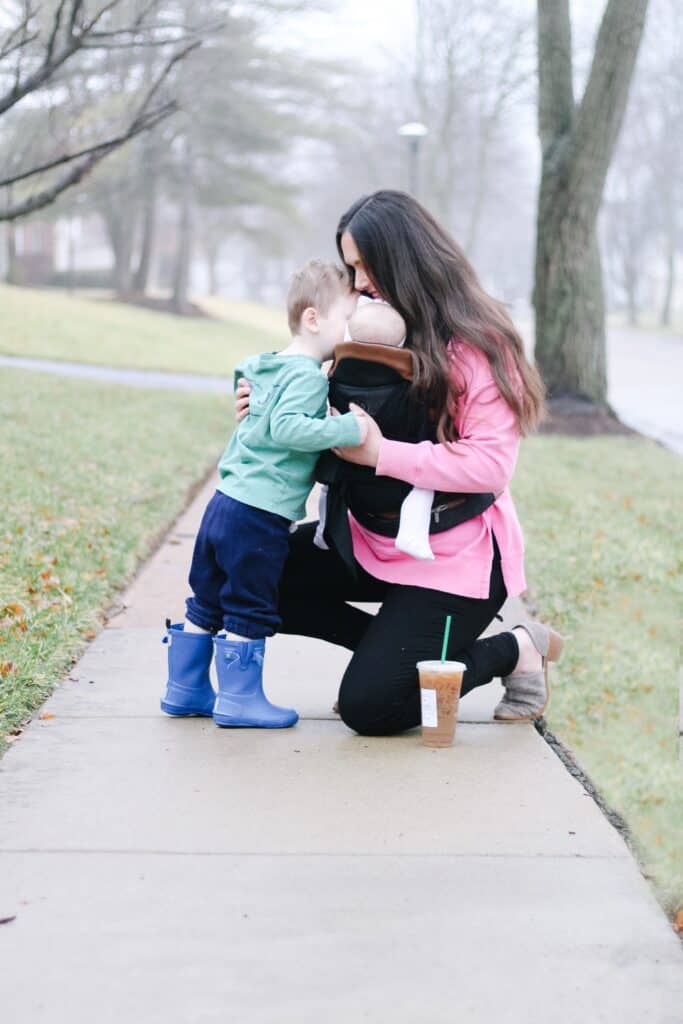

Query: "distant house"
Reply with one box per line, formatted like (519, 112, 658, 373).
(1, 220, 56, 285)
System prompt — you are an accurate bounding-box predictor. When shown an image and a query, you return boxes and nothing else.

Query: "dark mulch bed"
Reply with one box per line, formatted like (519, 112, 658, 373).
(538, 396, 640, 438)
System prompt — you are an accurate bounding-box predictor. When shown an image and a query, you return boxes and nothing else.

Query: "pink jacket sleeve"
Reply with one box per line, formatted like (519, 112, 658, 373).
(375, 341, 522, 494)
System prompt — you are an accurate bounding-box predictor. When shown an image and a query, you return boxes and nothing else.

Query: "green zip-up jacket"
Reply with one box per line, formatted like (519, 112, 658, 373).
(217, 351, 362, 522)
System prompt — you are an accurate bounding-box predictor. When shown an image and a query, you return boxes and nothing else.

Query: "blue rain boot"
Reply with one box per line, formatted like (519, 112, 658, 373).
(160, 621, 216, 717)
(212, 635, 298, 728)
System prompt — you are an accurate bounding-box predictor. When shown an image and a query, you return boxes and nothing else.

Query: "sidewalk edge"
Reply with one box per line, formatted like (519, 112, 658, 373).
(533, 715, 683, 944)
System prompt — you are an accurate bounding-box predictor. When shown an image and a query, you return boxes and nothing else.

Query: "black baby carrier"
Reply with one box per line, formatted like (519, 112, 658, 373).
(314, 341, 499, 574)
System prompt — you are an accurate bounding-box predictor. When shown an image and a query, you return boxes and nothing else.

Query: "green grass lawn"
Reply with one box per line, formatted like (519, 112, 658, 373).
(0, 284, 288, 375)
(512, 434, 683, 918)
(0, 367, 228, 753)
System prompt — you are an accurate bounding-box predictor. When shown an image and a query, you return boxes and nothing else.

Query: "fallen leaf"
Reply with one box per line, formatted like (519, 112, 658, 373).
(0, 915, 16, 925)
(39, 712, 55, 720)
(674, 907, 683, 933)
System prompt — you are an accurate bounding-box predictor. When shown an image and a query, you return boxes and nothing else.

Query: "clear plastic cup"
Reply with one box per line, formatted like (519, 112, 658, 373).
(416, 660, 466, 748)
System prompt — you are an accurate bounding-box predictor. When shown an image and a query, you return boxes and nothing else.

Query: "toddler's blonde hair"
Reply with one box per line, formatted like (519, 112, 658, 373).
(287, 259, 348, 335)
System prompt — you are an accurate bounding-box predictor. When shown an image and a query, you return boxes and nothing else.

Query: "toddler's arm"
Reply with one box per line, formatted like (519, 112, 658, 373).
(270, 373, 364, 453)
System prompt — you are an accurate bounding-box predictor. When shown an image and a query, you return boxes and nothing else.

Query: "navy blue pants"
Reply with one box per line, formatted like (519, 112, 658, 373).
(185, 490, 292, 638)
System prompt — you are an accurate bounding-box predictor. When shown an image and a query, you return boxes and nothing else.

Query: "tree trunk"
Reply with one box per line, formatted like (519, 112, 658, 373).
(171, 170, 193, 314)
(534, 203, 607, 398)
(102, 206, 135, 296)
(624, 248, 639, 327)
(5, 220, 20, 284)
(659, 223, 676, 328)
(534, 0, 650, 401)
(205, 239, 219, 296)
(113, 227, 134, 296)
(133, 141, 158, 295)
(133, 182, 157, 295)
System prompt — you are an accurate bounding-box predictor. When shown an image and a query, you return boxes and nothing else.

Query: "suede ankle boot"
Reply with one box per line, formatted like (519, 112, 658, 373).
(212, 635, 298, 729)
(493, 619, 564, 722)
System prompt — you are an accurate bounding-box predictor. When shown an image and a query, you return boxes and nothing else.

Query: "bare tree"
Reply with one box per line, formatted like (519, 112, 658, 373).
(534, 0, 650, 403)
(0, 0, 202, 221)
(647, 0, 682, 326)
(413, 0, 534, 256)
(602, 89, 656, 325)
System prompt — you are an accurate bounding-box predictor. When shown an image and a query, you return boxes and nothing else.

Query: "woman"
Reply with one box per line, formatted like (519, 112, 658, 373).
(235, 190, 564, 736)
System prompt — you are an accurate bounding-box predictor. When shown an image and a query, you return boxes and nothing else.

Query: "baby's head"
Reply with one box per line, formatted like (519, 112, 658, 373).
(347, 297, 406, 348)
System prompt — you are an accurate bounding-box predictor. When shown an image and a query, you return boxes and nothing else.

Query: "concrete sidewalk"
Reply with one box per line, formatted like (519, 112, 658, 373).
(1, 479, 681, 1022)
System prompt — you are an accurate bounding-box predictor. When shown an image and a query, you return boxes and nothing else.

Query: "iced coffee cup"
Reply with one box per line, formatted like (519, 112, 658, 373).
(417, 660, 466, 748)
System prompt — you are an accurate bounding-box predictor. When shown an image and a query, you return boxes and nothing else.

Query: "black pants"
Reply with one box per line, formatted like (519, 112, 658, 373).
(278, 522, 520, 736)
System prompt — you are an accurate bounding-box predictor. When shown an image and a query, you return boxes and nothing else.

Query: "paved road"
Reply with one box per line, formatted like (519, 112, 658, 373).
(0, 354, 228, 393)
(607, 326, 683, 455)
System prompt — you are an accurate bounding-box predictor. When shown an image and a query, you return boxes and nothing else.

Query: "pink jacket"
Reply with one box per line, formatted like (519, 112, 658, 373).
(348, 337, 527, 599)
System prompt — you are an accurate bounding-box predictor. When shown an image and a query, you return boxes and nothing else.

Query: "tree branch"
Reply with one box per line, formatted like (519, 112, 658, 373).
(45, 0, 68, 62)
(0, 0, 179, 117)
(567, 0, 650, 229)
(0, 34, 199, 216)
(0, 4, 38, 61)
(0, 31, 83, 116)
(537, 0, 574, 152)
(0, 99, 176, 221)
(68, 0, 86, 38)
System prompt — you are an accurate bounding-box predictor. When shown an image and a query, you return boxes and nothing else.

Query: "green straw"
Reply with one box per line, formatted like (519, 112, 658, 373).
(440, 615, 452, 662)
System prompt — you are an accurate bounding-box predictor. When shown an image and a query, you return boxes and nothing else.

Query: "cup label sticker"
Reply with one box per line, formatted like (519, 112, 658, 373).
(421, 688, 438, 728)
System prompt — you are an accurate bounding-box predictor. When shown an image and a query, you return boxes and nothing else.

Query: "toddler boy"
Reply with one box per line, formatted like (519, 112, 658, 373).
(160, 260, 366, 729)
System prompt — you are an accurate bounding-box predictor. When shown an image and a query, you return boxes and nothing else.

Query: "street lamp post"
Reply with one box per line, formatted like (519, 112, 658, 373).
(398, 121, 429, 198)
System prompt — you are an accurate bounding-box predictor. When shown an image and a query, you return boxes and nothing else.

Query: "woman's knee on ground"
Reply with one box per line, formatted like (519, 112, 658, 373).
(337, 664, 421, 737)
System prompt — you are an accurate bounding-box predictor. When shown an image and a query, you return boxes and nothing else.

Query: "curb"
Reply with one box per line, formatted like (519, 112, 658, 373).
(533, 715, 683, 944)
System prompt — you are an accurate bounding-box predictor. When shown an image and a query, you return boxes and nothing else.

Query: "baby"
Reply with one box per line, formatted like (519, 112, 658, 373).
(314, 295, 436, 561)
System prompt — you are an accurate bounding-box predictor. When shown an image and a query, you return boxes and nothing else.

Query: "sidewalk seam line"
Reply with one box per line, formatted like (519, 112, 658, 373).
(0, 849, 627, 858)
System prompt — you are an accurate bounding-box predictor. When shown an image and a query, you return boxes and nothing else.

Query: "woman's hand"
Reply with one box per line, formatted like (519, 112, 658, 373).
(331, 402, 383, 468)
(235, 378, 251, 423)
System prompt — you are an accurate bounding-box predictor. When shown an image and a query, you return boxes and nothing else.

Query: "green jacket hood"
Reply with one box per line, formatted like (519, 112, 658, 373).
(233, 352, 319, 391)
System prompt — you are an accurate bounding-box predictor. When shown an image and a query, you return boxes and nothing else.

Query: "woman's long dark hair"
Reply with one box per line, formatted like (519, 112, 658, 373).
(336, 190, 546, 441)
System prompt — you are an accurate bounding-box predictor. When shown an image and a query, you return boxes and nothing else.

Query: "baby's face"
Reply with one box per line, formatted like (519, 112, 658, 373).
(347, 301, 406, 348)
